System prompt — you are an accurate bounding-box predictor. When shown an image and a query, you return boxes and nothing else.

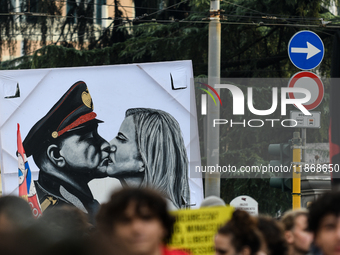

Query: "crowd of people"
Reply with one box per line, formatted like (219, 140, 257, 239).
(212, 191, 339, 255)
(0, 187, 339, 255)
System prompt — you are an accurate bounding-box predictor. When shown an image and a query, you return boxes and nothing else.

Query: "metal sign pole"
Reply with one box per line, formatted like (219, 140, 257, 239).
(292, 131, 302, 209)
(205, 0, 221, 197)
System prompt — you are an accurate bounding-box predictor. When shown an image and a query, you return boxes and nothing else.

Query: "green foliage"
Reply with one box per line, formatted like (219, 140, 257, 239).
(190, 0, 209, 10)
(0, 0, 17, 60)
(1, 20, 208, 73)
(3, 0, 336, 78)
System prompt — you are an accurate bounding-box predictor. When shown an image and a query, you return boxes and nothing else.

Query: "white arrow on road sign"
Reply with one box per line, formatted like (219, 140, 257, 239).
(288, 31, 324, 70)
(291, 41, 321, 60)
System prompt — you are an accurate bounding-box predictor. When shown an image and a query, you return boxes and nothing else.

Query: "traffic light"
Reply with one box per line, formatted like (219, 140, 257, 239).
(268, 143, 292, 191)
(269, 177, 292, 192)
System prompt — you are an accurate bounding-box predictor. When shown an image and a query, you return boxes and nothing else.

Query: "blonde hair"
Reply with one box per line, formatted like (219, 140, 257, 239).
(126, 108, 190, 208)
(280, 208, 309, 231)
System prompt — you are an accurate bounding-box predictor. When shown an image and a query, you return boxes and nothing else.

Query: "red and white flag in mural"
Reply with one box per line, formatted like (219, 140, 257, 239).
(17, 123, 42, 218)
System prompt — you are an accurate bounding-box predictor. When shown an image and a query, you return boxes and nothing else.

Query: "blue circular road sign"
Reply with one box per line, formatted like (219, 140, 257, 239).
(288, 30, 324, 70)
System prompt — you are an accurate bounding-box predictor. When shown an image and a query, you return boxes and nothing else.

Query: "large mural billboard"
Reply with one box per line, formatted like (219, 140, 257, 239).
(0, 61, 203, 219)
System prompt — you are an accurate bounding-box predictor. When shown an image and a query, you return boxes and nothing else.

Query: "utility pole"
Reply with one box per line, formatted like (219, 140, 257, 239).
(205, 0, 221, 197)
(292, 131, 302, 209)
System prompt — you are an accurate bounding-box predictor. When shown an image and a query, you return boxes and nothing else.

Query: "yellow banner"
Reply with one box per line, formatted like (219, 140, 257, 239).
(169, 206, 234, 255)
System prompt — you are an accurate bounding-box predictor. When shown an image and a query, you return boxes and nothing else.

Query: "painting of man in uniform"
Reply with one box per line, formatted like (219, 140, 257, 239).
(22, 81, 111, 222)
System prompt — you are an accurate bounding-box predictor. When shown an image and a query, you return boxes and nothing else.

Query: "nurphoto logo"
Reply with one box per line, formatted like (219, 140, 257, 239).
(198, 81, 312, 128)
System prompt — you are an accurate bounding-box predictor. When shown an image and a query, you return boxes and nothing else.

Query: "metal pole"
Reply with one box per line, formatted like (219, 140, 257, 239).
(205, 0, 221, 197)
(292, 131, 301, 209)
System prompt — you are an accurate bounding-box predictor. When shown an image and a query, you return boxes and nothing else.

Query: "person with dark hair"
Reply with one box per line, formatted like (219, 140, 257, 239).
(257, 215, 287, 255)
(0, 195, 35, 234)
(22, 81, 111, 222)
(38, 205, 93, 243)
(7, 205, 101, 255)
(107, 108, 190, 209)
(281, 209, 313, 255)
(214, 209, 262, 255)
(0, 196, 36, 255)
(308, 191, 340, 255)
(96, 187, 189, 255)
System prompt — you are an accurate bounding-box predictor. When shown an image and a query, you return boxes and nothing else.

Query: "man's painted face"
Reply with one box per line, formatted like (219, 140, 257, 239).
(315, 214, 340, 255)
(107, 116, 144, 178)
(58, 124, 110, 178)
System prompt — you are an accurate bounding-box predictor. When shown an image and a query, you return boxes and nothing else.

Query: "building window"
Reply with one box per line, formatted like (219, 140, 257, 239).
(66, 0, 77, 23)
(21, 0, 39, 23)
(96, 0, 106, 25)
